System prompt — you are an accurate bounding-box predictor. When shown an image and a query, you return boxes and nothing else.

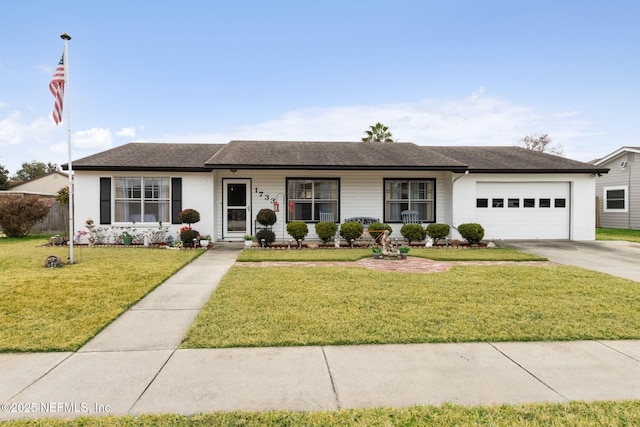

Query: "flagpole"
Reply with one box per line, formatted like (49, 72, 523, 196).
(61, 32, 74, 264)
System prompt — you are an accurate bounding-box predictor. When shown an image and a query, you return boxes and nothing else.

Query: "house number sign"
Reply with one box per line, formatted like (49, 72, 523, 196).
(254, 188, 276, 204)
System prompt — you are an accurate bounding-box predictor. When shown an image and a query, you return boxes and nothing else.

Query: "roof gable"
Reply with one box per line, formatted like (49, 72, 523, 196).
(593, 146, 640, 167)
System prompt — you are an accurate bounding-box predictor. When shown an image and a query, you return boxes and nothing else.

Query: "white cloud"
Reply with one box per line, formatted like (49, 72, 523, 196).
(167, 88, 583, 150)
(73, 128, 113, 149)
(0, 100, 8, 108)
(115, 127, 136, 138)
(0, 111, 53, 146)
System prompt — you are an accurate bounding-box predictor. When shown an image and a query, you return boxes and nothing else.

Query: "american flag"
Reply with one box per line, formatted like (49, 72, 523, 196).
(49, 52, 65, 125)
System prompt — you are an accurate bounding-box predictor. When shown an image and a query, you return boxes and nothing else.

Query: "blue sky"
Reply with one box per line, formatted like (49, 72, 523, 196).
(1, 1, 639, 175)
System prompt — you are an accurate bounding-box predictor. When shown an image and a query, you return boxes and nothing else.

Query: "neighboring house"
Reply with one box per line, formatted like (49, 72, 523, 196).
(0, 171, 70, 234)
(593, 146, 640, 229)
(65, 141, 608, 243)
(8, 171, 69, 194)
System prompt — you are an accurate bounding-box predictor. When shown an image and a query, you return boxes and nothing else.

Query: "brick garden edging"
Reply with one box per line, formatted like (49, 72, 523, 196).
(235, 257, 556, 274)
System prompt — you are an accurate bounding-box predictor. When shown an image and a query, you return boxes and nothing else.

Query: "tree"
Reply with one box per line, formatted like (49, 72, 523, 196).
(520, 133, 563, 156)
(0, 194, 50, 237)
(11, 161, 59, 182)
(362, 122, 395, 143)
(0, 164, 9, 190)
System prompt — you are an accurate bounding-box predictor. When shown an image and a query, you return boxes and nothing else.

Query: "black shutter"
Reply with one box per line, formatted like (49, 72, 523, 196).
(171, 178, 182, 224)
(99, 177, 111, 224)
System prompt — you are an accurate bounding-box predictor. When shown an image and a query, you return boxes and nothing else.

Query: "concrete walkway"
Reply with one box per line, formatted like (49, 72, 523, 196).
(2, 242, 640, 420)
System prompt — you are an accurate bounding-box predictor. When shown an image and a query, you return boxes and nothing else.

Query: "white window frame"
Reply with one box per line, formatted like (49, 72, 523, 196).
(114, 176, 171, 223)
(603, 185, 628, 213)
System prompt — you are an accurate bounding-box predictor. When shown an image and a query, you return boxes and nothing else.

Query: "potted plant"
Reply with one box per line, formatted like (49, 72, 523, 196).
(199, 234, 211, 248)
(371, 247, 382, 259)
(244, 234, 254, 247)
(120, 230, 133, 246)
(399, 246, 410, 259)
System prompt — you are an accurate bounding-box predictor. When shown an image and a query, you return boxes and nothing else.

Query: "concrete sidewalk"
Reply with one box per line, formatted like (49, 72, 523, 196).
(2, 242, 640, 420)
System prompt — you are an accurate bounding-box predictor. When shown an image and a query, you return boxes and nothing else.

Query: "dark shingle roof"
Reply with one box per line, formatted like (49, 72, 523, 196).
(205, 140, 467, 170)
(67, 143, 225, 172)
(66, 141, 607, 174)
(428, 146, 608, 173)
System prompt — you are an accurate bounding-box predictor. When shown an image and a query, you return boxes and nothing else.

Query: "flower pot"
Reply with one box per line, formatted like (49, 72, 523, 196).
(244, 240, 253, 247)
(372, 253, 381, 259)
(400, 253, 407, 260)
(200, 239, 210, 248)
(123, 235, 133, 246)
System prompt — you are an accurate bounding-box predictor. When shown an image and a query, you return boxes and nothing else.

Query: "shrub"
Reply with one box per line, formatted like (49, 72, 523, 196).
(256, 208, 277, 226)
(0, 194, 50, 238)
(315, 221, 338, 244)
(256, 228, 276, 246)
(179, 228, 199, 246)
(339, 221, 364, 245)
(426, 223, 450, 244)
(400, 223, 427, 244)
(178, 208, 200, 226)
(458, 223, 485, 244)
(368, 222, 392, 241)
(287, 221, 309, 244)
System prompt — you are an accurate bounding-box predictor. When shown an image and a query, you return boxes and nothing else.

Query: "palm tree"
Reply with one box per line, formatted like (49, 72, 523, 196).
(362, 122, 395, 143)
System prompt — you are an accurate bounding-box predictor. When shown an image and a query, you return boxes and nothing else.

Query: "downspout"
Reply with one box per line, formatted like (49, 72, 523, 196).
(451, 170, 470, 234)
(629, 163, 632, 229)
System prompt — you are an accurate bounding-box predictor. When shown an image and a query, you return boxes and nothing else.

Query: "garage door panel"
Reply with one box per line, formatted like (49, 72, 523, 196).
(475, 182, 570, 239)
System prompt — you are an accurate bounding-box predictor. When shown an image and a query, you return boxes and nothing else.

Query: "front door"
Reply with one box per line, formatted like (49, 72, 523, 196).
(224, 179, 250, 240)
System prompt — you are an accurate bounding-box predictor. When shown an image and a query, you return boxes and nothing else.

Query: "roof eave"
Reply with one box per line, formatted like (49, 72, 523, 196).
(63, 165, 212, 173)
(205, 164, 468, 172)
(468, 168, 610, 174)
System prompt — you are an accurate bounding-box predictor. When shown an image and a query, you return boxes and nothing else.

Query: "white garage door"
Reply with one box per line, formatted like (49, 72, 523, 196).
(475, 182, 570, 239)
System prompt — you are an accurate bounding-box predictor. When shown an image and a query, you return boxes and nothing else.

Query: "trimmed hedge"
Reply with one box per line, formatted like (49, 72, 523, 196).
(426, 223, 450, 244)
(400, 224, 426, 244)
(287, 221, 309, 244)
(256, 229, 276, 246)
(256, 209, 277, 226)
(340, 222, 364, 245)
(316, 221, 338, 244)
(458, 223, 485, 244)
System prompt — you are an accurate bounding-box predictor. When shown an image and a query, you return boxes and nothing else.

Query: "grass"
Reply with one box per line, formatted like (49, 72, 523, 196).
(182, 264, 640, 348)
(597, 227, 640, 242)
(3, 400, 640, 426)
(0, 238, 202, 352)
(237, 247, 547, 262)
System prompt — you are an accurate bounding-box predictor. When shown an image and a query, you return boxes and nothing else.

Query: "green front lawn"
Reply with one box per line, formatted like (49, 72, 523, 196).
(597, 227, 640, 242)
(0, 238, 202, 352)
(3, 400, 640, 426)
(182, 264, 640, 348)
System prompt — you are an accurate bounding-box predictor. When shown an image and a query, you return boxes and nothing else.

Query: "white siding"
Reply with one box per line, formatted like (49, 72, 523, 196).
(451, 173, 596, 241)
(214, 169, 448, 241)
(73, 171, 215, 241)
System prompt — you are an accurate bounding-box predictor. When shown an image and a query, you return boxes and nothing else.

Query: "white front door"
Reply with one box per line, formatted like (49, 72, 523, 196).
(223, 179, 251, 240)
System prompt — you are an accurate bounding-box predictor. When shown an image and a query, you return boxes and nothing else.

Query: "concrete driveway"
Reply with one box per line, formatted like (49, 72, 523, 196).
(504, 240, 640, 282)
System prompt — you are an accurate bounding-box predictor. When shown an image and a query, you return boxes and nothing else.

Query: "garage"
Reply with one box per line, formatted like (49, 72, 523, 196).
(475, 182, 571, 239)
